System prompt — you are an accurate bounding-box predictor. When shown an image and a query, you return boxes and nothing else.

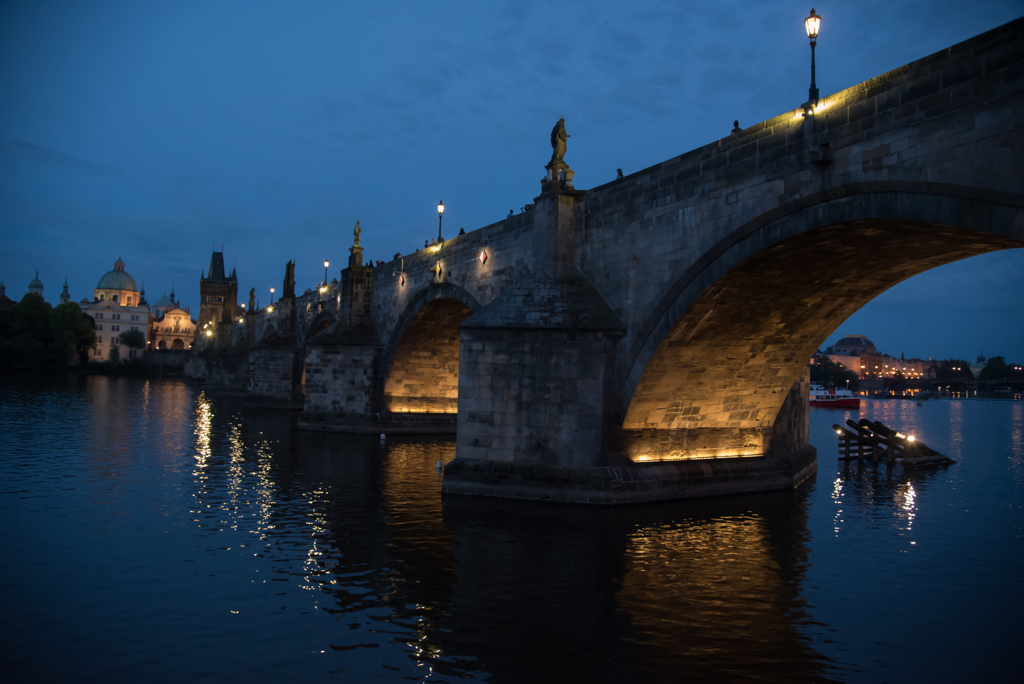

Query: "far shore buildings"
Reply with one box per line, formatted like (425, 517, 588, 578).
(149, 286, 195, 350)
(68, 257, 197, 359)
(820, 334, 934, 379)
(79, 258, 152, 361)
(7, 258, 200, 358)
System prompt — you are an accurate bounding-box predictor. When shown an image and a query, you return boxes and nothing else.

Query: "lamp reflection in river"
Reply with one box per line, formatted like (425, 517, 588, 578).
(193, 392, 212, 467)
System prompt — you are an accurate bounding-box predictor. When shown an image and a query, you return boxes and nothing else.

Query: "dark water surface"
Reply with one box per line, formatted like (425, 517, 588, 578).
(2, 376, 1021, 683)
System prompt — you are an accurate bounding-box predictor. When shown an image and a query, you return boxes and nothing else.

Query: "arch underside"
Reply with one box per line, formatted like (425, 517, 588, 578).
(306, 314, 336, 342)
(383, 298, 474, 414)
(621, 218, 1023, 461)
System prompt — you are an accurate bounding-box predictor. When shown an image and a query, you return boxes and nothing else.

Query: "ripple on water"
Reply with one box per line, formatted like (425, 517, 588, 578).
(1, 377, 1022, 683)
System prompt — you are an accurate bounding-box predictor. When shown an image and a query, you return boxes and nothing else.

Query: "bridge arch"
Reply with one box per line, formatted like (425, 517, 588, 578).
(257, 323, 279, 345)
(380, 283, 482, 415)
(304, 311, 338, 343)
(619, 184, 1024, 461)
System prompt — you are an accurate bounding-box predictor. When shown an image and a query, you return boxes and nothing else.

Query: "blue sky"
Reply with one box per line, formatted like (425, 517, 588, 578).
(1, 1, 1022, 362)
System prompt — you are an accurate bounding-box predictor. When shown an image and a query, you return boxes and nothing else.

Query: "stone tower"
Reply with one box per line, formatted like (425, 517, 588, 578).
(60, 276, 70, 304)
(198, 248, 238, 334)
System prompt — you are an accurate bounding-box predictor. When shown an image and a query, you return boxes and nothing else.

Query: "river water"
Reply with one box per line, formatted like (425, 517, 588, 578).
(1, 375, 1022, 683)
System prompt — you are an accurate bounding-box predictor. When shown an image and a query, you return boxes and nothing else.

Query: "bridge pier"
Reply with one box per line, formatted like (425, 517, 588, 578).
(444, 353, 815, 504)
(247, 294, 304, 409)
(298, 318, 384, 431)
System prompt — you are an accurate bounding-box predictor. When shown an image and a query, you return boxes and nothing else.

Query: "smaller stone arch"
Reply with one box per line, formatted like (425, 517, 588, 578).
(305, 311, 338, 343)
(258, 323, 279, 344)
(380, 283, 481, 415)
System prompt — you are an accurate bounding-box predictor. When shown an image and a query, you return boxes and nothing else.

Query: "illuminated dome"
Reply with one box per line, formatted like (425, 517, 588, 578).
(833, 334, 876, 354)
(96, 258, 138, 291)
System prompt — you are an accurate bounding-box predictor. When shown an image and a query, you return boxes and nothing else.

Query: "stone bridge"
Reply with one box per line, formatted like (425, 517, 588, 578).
(186, 19, 1024, 504)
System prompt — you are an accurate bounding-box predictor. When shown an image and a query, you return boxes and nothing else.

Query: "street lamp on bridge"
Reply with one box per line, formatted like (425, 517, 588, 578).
(804, 8, 822, 111)
(323, 260, 330, 286)
(437, 200, 445, 243)
(270, 287, 275, 305)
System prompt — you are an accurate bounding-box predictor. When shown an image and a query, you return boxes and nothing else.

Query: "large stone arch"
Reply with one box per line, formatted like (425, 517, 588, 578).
(380, 283, 481, 414)
(618, 184, 1024, 461)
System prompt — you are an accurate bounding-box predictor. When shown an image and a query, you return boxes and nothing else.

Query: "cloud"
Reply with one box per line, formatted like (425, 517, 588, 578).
(0, 137, 120, 175)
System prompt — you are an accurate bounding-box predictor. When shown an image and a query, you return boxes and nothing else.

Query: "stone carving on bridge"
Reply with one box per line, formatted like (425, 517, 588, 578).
(550, 118, 569, 165)
(283, 260, 296, 298)
(349, 221, 364, 268)
(248, 287, 255, 312)
(543, 117, 574, 193)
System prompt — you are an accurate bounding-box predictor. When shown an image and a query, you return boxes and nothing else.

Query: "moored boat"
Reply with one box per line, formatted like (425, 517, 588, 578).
(810, 382, 861, 408)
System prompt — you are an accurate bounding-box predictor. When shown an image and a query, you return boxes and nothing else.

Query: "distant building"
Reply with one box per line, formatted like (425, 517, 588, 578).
(59, 276, 70, 304)
(197, 248, 239, 339)
(149, 285, 196, 350)
(82, 258, 150, 361)
(824, 334, 929, 379)
(0, 280, 12, 311)
(94, 257, 140, 306)
(151, 305, 196, 350)
(27, 271, 44, 298)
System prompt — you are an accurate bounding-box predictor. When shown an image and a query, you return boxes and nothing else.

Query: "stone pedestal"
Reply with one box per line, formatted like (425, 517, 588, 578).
(541, 161, 575, 194)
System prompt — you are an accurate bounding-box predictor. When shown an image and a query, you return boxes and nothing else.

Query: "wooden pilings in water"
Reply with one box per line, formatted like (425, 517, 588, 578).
(834, 419, 955, 467)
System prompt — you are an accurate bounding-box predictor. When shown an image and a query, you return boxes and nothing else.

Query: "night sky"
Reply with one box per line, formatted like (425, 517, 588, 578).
(2, 1, 1022, 362)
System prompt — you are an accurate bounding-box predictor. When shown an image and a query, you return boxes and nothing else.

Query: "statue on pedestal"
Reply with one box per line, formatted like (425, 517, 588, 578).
(283, 261, 296, 298)
(550, 118, 569, 165)
(248, 287, 255, 312)
(354, 220, 361, 248)
(542, 117, 575, 192)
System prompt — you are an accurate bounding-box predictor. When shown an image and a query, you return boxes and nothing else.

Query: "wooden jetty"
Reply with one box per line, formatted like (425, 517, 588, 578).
(833, 419, 955, 467)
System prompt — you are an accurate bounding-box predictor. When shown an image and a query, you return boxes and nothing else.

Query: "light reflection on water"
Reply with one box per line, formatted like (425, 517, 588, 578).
(1, 376, 1022, 683)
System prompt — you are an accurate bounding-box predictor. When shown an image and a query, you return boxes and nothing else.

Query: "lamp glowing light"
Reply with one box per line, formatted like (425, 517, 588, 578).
(804, 7, 820, 39)
(436, 200, 444, 242)
(802, 8, 822, 114)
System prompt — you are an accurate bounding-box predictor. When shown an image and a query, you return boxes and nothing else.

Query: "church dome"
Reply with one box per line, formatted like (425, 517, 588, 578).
(833, 334, 876, 353)
(28, 272, 44, 290)
(154, 293, 175, 308)
(96, 258, 137, 291)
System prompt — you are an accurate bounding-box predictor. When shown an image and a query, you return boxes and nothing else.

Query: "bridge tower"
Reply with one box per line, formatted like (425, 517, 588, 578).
(197, 247, 238, 339)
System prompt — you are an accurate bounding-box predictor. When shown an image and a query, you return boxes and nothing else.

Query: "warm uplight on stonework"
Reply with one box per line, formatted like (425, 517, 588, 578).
(631, 448, 762, 463)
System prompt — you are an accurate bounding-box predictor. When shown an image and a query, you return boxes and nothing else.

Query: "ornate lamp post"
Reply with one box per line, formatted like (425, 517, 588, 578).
(437, 200, 445, 243)
(270, 287, 275, 305)
(805, 8, 822, 108)
(323, 260, 330, 286)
